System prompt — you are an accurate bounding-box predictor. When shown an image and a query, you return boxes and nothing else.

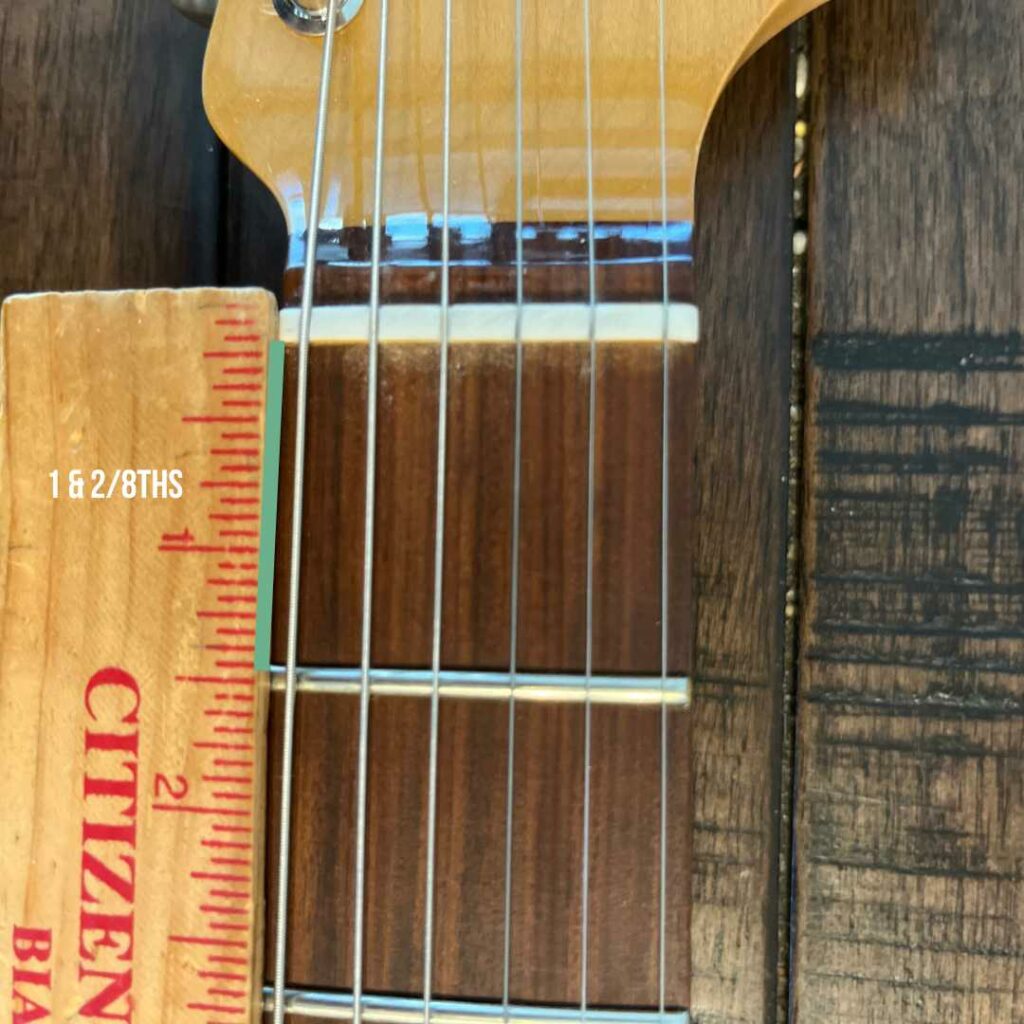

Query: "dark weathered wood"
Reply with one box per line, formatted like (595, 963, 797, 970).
(795, 1, 1024, 1019)
(0, 1, 219, 298)
(689, 35, 797, 1024)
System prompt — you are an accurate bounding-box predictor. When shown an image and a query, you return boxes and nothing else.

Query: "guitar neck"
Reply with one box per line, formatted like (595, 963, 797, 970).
(260, 270, 698, 1008)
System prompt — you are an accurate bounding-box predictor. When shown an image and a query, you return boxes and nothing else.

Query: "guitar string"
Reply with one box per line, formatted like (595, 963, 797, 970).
(271, 3, 676, 1019)
(580, 0, 598, 1011)
(271, 2, 342, 1021)
(502, 0, 526, 1011)
(422, 0, 455, 1013)
(657, 0, 671, 1011)
(353, 0, 393, 1020)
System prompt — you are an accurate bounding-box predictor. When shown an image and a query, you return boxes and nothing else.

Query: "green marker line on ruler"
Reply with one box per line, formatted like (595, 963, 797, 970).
(255, 339, 285, 673)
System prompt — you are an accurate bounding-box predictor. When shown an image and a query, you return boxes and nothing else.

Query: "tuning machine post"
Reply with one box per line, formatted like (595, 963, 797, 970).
(170, 0, 364, 34)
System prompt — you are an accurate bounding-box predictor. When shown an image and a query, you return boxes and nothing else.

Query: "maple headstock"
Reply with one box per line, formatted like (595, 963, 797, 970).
(203, 0, 827, 239)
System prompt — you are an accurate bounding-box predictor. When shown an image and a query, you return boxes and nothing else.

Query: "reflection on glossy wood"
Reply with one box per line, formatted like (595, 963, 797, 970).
(204, 0, 826, 235)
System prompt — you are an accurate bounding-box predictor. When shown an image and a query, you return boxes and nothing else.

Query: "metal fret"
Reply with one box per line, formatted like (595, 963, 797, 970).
(265, 989, 690, 1024)
(269, 666, 690, 706)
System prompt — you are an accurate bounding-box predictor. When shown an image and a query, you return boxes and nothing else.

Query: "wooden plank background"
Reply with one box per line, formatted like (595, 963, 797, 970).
(794, 0, 1024, 1020)
(1, 1, 1022, 1022)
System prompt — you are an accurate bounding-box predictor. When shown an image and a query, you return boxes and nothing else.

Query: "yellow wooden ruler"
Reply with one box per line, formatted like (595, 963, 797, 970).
(0, 289, 279, 1024)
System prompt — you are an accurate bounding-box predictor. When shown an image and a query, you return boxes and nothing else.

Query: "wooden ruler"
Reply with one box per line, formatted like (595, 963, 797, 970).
(0, 289, 280, 1024)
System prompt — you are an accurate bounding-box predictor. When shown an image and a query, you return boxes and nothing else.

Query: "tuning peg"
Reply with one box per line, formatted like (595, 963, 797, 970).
(170, 0, 217, 28)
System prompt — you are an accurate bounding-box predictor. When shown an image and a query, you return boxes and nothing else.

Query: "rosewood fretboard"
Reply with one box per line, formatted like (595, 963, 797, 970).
(265, 227, 696, 1013)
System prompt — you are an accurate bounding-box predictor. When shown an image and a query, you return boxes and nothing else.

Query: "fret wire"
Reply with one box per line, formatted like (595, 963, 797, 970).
(271, 3, 342, 1024)
(353, 1, 393, 1021)
(581, 0, 598, 1012)
(422, 0, 455, 1014)
(502, 0, 526, 1011)
(657, 0, 670, 1011)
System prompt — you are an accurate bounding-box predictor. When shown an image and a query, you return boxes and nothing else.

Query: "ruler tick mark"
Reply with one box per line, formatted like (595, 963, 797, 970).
(155, 803, 251, 817)
(183, 415, 260, 424)
(171, 935, 246, 950)
(177, 675, 254, 685)
(201, 905, 248, 917)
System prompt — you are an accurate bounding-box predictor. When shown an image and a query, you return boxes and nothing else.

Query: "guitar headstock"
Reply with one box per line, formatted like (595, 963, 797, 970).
(203, 0, 826, 239)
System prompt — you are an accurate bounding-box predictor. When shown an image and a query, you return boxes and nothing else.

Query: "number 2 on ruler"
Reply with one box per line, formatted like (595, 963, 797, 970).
(154, 773, 190, 801)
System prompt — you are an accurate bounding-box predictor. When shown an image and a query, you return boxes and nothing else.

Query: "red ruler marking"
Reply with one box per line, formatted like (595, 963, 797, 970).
(154, 299, 273, 1024)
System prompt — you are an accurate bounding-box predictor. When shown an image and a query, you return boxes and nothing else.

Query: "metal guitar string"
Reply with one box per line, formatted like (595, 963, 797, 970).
(502, 0, 527, 1011)
(270, 1, 677, 1019)
(272, 2, 342, 1022)
(354, 1, 393, 1021)
(422, 0, 455, 1014)
(657, 0, 671, 1011)
(581, 0, 598, 1012)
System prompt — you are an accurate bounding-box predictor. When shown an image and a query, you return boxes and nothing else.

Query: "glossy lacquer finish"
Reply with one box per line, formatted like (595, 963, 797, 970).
(204, 0, 826, 238)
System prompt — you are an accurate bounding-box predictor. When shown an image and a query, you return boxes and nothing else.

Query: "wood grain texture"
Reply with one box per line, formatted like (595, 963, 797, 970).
(204, 0, 821, 233)
(0, 3, 798, 1021)
(0, 289, 275, 1024)
(264, 338, 697, 1008)
(795, 1, 1024, 1020)
(254, 31, 797, 1024)
(0, 0, 219, 300)
(689, 34, 797, 1024)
